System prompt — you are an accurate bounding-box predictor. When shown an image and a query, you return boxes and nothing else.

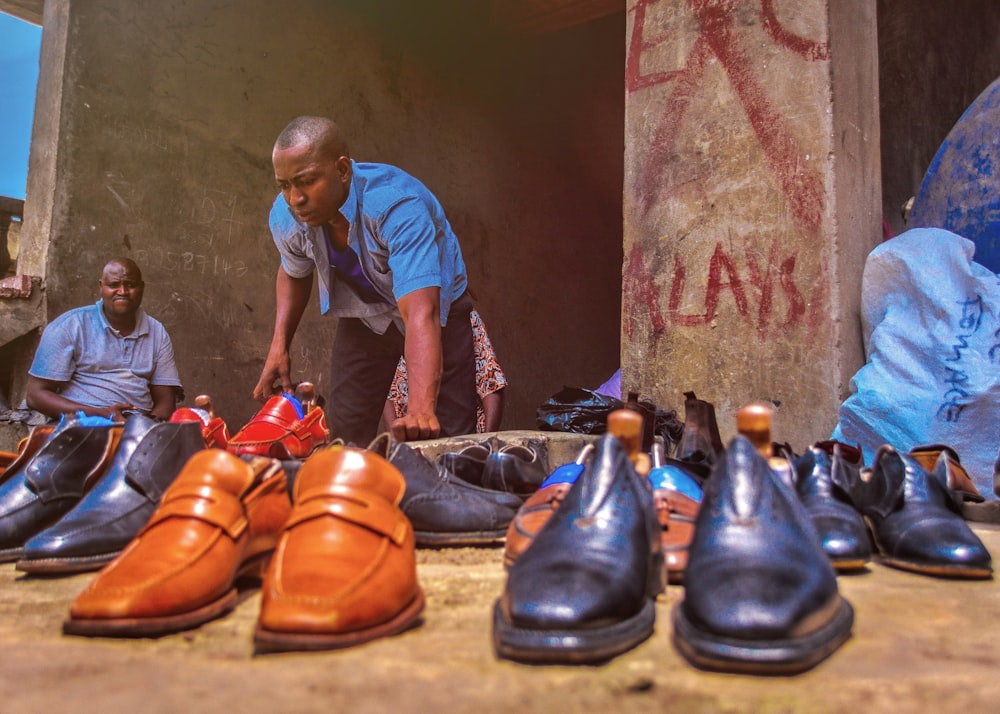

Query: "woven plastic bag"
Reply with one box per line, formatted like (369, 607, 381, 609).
(831, 228, 1000, 497)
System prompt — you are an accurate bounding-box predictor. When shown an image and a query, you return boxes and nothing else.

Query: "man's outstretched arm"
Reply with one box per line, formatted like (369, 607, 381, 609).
(253, 266, 313, 401)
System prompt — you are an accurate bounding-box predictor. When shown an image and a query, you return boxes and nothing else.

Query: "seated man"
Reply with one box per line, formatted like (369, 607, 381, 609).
(26, 258, 182, 421)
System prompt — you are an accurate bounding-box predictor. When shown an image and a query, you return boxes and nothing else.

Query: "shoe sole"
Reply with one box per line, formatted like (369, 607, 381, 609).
(61, 551, 274, 638)
(16, 551, 119, 575)
(671, 595, 854, 675)
(252, 589, 426, 654)
(415, 529, 508, 547)
(491, 598, 656, 665)
(879, 556, 993, 579)
(62, 588, 240, 638)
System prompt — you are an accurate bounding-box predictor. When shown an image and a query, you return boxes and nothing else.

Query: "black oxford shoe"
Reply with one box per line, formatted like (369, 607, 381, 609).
(673, 435, 854, 675)
(853, 446, 992, 579)
(17, 414, 206, 574)
(493, 432, 663, 664)
(792, 444, 871, 572)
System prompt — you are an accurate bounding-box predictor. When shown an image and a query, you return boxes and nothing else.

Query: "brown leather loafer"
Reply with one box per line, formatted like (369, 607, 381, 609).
(254, 445, 424, 653)
(63, 449, 291, 637)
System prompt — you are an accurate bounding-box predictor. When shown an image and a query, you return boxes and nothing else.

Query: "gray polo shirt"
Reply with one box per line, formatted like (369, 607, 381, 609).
(29, 301, 182, 413)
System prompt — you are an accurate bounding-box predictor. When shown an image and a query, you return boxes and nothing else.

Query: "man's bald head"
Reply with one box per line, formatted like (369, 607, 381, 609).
(273, 116, 350, 162)
(102, 257, 143, 284)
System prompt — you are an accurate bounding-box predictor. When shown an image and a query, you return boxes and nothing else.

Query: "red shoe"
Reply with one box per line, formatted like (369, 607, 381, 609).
(169, 395, 231, 449)
(228, 385, 329, 459)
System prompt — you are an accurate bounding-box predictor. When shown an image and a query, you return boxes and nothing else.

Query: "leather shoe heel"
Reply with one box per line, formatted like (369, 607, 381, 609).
(254, 445, 424, 653)
(63, 450, 291, 638)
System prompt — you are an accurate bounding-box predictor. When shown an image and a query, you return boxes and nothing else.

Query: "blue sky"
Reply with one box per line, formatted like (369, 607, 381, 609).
(0, 12, 41, 200)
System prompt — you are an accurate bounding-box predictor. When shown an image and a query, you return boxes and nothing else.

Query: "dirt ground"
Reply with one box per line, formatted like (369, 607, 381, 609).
(2, 522, 1000, 714)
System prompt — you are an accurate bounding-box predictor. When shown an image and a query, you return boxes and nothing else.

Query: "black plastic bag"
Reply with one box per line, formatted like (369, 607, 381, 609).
(535, 386, 624, 435)
(536, 386, 684, 452)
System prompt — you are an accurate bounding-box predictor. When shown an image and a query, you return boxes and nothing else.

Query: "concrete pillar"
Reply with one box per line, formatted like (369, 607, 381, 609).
(622, 0, 881, 446)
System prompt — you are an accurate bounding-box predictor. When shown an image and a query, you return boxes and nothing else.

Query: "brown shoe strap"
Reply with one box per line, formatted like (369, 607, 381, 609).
(285, 485, 409, 545)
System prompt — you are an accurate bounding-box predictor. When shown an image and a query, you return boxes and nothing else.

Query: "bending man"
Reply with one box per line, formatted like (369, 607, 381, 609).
(253, 116, 477, 444)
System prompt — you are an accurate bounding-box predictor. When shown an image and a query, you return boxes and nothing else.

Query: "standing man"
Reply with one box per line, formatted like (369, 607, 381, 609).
(253, 116, 477, 444)
(27, 258, 182, 421)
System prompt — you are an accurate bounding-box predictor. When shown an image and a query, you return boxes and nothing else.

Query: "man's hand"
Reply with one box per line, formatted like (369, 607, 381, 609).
(252, 347, 293, 402)
(390, 411, 441, 442)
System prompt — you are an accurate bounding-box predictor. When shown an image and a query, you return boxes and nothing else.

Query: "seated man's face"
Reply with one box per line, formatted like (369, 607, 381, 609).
(100, 262, 145, 321)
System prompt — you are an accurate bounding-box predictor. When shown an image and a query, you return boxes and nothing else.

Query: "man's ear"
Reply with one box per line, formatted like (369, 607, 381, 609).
(336, 156, 352, 182)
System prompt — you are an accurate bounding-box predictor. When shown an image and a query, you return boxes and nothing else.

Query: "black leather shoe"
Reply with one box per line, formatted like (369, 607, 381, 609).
(0, 416, 121, 562)
(852, 446, 992, 579)
(792, 444, 871, 572)
(666, 391, 725, 483)
(492, 432, 663, 664)
(16, 414, 206, 574)
(438, 440, 495, 487)
(481, 442, 549, 496)
(673, 435, 854, 675)
(369, 434, 522, 546)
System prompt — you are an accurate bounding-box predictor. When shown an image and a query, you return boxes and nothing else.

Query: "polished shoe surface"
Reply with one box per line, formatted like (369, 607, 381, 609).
(63, 449, 291, 637)
(373, 434, 521, 546)
(17, 414, 206, 574)
(254, 445, 424, 653)
(673, 436, 854, 675)
(481, 442, 549, 496)
(227, 392, 329, 459)
(0, 416, 121, 562)
(854, 447, 992, 579)
(792, 445, 871, 572)
(493, 432, 663, 664)
(502, 443, 594, 568)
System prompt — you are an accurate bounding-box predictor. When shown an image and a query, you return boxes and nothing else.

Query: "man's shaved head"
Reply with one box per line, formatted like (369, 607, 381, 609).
(273, 116, 349, 161)
(102, 257, 143, 283)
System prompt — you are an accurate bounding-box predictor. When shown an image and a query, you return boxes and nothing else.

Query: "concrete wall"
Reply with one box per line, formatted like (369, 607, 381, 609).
(621, 0, 882, 446)
(20, 0, 625, 431)
(878, 0, 1000, 237)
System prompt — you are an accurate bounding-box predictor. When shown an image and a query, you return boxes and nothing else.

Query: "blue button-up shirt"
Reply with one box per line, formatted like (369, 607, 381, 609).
(269, 160, 468, 334)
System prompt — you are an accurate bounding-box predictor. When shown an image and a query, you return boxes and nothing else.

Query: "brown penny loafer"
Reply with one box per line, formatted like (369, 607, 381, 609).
(254, 445, 424, 653)
(63, 449, 291, 638)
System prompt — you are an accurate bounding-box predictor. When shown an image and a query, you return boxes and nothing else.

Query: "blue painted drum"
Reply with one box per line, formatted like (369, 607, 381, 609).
(909, 76, 1000, 274)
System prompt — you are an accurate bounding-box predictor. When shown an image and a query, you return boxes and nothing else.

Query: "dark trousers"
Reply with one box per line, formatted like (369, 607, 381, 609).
(327, 293, 477, 446)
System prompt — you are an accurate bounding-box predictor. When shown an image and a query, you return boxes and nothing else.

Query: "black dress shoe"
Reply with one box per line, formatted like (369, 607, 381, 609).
(438, 440, 494, 487)
(0, 416, 121, 562)
(369, 434, 522, 546)
(492, 432, 663, 664)
(792, 444, 871, 572)
(481, 442, 549, 497)
(852, 446, 992, 579)
(668, 391, 725, 483)
(16, 414, 206, 574)
(673, 435, 854, 675)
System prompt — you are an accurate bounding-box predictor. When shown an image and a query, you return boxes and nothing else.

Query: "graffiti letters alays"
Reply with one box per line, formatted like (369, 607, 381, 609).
(625, 0, 828, 339)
